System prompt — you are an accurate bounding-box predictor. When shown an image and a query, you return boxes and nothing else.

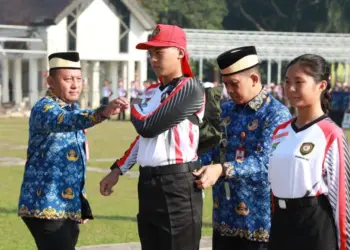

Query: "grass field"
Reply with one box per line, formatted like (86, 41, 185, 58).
(0, 118, 213, 250)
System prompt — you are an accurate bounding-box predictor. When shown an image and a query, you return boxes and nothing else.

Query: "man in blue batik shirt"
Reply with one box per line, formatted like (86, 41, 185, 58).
(194, 46, 291, 250)
(18, 52, 128, 250)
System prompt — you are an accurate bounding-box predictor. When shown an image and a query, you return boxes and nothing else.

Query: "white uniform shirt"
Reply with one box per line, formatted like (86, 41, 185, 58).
(115, 77, 205, 171)
(268, 115, 350, 249)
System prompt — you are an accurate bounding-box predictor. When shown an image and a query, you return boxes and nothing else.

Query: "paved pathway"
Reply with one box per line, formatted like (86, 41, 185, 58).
(76, 237, 212, 250)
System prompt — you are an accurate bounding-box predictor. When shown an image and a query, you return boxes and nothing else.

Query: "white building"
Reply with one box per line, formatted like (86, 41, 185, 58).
(0, 0, 155, 109)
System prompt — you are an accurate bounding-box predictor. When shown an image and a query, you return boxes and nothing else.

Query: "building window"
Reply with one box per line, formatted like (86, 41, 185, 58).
(67, 9, 77, 51)
(111, 0, 130, 53)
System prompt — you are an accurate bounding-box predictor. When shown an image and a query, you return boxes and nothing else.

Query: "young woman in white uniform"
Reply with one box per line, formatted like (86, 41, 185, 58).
(268, 54, 350, 250)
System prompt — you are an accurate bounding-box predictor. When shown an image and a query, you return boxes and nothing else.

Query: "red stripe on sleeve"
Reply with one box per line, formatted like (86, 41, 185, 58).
(174, 125, 183, 164)
(131, 78, 190, 121)
(116, 136, 140, 167)
(318, 119, 336, 178)
(271, 119, 293, 139)
(337, 136, 347, 250)
(189, 122, 194, 150)
(146, 83, 160, 90)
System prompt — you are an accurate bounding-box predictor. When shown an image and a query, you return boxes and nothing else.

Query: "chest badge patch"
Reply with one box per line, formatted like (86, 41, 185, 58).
(235, 202, 250, 216)
(141, 98, 151, 108)
(300, 142, 315, 155)
(248, 119, 259, 131)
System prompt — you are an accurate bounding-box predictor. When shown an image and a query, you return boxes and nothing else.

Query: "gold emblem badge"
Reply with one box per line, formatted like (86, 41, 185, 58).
(235, 202, 250, 216)
(152, 26, 160, 37)
(43, 207, 57, 217)
(300, 142, 315, 156)
(43, 104, 54, 113)
(66, 149, 79, 161)
(36, 189, 41, 197)
(57, 114, 64, 124)
(61, 188, 75, 200)
(248, 119, 259, 130)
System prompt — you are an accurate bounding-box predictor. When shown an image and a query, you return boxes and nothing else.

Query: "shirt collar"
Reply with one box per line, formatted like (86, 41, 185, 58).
(159, 76, 184, 91)
(45, 88, 75, 109)
(234, 88, 269, 112)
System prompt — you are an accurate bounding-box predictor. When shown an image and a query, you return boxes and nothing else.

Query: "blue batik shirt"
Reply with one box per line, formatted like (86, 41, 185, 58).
(18, 89, 105, 221)
(201, 89, 291, 242)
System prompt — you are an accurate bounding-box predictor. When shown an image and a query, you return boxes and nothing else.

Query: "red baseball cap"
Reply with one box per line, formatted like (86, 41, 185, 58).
(136, 24, 194, 78)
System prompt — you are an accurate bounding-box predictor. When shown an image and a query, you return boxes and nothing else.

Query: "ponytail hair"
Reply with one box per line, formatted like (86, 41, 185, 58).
(286, 54, 331, 113)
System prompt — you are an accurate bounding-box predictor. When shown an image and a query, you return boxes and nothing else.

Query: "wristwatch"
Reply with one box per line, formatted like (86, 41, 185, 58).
(221, 162, 234, 178)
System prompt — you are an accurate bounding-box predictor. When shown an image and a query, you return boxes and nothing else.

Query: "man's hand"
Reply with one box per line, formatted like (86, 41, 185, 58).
(81, 219, 89, 224)
(193, 164, 224, 189)
(102, 97, 129, 117)
(99, 168, 121, 196)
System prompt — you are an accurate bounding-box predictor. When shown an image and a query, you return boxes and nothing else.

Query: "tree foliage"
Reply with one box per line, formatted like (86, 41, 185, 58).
(137, 0, 227, 29)
(138, 0, 350, 33)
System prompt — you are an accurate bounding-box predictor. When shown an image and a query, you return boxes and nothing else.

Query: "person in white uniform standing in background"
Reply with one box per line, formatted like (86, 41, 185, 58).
(268, 54, 350, 250)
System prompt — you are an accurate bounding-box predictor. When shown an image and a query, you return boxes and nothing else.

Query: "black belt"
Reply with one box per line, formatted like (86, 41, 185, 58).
(274, 195, 325, 210)
(140, 161, 200, 176)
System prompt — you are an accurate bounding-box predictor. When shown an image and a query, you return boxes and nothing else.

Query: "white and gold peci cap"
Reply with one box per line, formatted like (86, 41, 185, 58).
(48, 52, 81, 71)
(217, 46, 259, 76)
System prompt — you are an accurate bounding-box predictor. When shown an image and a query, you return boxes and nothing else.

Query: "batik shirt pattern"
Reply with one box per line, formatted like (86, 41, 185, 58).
(18, 90, 105, 221)
(201, 90, 291, 242)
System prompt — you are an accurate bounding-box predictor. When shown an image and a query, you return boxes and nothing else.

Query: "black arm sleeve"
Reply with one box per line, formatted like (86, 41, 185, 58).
(130, 78, 205, 138)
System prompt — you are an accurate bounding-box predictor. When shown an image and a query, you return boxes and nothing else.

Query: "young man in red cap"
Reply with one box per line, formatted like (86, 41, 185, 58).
(100, 24, 205, 250)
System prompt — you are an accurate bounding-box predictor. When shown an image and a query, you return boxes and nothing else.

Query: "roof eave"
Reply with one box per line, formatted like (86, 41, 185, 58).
(121, 0, 156, 30)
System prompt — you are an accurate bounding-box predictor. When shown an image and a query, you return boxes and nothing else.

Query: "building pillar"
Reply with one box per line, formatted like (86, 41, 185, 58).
(122, 61, 128, 90)
(29, 59, 39, 108)
(1, 57, 9, 103)
(92, 61, 100, 108)
(13, 58, 22, 106)
(345, 62, 349, 84)
(127, 60, 135, 95)
(199, 57, 204, 81)
(40, 58, 48, 97)
(80, 61, 89, 109)
(109, 61, 118, 99)
(267, 59, 272, 85)
(139, 60, 148, 87)
(277, 59, 282, 84)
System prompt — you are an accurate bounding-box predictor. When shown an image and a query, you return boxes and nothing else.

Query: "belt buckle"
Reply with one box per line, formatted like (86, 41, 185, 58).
(278, 199, 287, 209)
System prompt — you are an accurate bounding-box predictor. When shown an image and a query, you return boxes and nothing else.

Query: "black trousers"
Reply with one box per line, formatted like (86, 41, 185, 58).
(137, 168, 203, 250)
(22, 217, 80, 250)
(213, 231, 268, 250)
(268, 195, 337, 250)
